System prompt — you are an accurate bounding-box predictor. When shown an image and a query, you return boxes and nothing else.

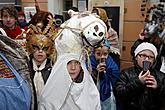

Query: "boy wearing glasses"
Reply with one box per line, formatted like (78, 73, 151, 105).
(115, 42, 165, 110)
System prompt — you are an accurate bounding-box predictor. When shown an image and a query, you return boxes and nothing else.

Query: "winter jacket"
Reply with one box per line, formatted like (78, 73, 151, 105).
(90, 54, 120, 101)
(29, 57, 52, 110)
(115, 65, 165, 110)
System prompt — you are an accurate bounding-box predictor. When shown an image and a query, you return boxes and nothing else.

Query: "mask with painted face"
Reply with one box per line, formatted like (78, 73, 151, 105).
(25, 22, 57, 63)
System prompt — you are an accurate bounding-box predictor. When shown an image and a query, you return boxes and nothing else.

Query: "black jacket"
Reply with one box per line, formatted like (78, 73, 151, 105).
(115, 66, 165, 110)
(29, 58, 52, 84)
(29, 58, 52, 110)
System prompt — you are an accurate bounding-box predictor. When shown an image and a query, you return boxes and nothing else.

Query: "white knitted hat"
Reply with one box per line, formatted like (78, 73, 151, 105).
(134, 42, 158, 59)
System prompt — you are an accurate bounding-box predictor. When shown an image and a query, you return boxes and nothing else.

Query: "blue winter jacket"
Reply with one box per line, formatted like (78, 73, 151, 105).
(89, 54, 120, 101)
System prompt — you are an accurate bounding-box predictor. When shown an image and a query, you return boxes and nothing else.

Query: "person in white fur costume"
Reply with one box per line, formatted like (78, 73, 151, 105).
(38, 10, 107, 110)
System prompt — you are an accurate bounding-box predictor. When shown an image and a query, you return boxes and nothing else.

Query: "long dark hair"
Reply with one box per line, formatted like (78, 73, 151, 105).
(28, 11, 53, 31)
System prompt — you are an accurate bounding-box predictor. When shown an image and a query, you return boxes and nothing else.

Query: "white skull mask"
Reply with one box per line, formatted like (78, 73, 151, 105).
(80, 14, 107, 46)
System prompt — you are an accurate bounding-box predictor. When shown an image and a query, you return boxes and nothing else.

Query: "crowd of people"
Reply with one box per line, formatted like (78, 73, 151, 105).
(0, 3, 165, 110)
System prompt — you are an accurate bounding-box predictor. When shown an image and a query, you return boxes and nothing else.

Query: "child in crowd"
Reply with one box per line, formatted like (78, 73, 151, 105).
(89, 40, 120, 110)
(67, 59, 83, 83)
(25, 21, 56, 109)
(38, 53, 101, 110)
(17, 11, 28, 30)
(0, 5, 23, 39)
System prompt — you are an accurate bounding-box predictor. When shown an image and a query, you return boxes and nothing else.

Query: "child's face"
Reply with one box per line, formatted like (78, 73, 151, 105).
(2, 11, 16, 29)
(18, 15, 25, 23)
(33, 49, 47, 65)
(94, 46, 109, 61)
(67, 60, 81, 81)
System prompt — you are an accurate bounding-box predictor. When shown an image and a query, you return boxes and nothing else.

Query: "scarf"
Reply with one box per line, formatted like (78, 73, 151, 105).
(3, 26, 22, 39)
(33, 59, 47, 97)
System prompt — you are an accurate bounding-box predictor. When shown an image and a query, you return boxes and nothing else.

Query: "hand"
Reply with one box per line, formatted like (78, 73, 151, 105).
(145, 75, 157, 89)
(96, 63, 106, 73)
(139, 70, 158, 89)
(138, 70, 150, 84)
(139, 29, 145, 40)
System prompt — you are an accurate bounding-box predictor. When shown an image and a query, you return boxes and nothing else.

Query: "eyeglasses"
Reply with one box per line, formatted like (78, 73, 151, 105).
(138, 54, 155, 60)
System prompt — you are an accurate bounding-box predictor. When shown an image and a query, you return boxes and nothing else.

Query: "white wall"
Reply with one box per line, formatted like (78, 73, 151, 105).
(73, 0, 78, 7)
(48, 0, 63, 15)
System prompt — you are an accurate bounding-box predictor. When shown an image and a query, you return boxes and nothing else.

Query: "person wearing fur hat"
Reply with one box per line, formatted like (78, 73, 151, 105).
(115, 42, 165, 110)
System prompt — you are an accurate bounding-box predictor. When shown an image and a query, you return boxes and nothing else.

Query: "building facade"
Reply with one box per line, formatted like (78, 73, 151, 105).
(0, 0, 162, 69)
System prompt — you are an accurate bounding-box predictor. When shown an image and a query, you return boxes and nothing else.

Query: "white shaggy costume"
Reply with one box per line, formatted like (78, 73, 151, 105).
(38, 11, 107, 110)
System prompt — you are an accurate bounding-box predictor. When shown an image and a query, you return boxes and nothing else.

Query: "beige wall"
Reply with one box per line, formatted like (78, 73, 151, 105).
(21, 0, 48, 11)
(121, 0, 146, 70)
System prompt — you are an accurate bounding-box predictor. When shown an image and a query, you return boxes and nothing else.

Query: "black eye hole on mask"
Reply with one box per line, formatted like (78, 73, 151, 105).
(32, 44, 40, 50)
(99, 32, 103, 37)
(42, 47, 49, 51)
